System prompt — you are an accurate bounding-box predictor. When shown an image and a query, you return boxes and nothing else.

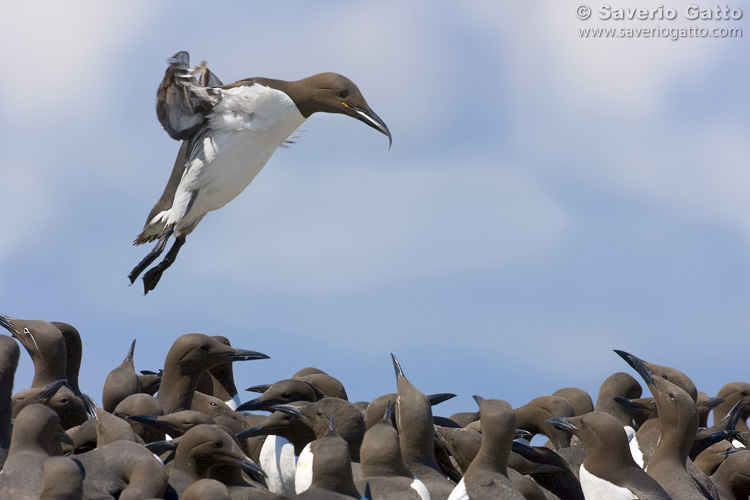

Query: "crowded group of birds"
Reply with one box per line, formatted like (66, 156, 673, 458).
(2, 53, 747, 499)
(1, 313, 749, 500)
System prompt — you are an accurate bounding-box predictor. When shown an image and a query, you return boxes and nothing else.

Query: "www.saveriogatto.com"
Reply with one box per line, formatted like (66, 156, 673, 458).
(575, 4, 743, 40)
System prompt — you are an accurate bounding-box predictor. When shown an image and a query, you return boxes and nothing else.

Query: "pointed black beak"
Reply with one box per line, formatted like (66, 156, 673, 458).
(80, 394, 99, 420)
(724, 400, 747, 430)
(0, 314, 17, 334)
(348, 105, 392, 149)
(245, 384, 271, 394)
(515, 429, 533, 441)
(146, 440, 179, 454)
(613, 396, 650, 412)
(391, 353, 404, 379)
(699, 397, 725, 412)
(35, 380, 68, 403)
(383, 400, 393, 421)
(429, 393, 457, 406)
(268, 404, 307, 419)
(125, 339, 136, 361)
(472, 395, 485, 408)
(546, 417, 579, 434)
(236, 397, 275, 412)
(614, 350, 659, 393)
(235, 456, 266, 479)
(57, 430, 74, 446)
(127, 415, 180, 435)
(236, 426, 268, 439)
(219, 348, 270, 362)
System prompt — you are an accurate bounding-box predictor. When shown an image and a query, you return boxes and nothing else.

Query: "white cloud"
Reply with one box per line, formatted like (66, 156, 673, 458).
(0, 2, 160, 122)
(457, 1, 749, 240)
(460, 1, 736, 116)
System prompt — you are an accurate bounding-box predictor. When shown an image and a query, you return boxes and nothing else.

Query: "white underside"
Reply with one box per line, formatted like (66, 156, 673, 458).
(447, 477, 468, 500)
(411, 477, 431, 500)
(629, 436, 645, 468)
(151, 85, 306, 236)
(295, 442, 314, 494)
(624, 425, 636, 442)
(224, 394, 241, 411)
(260, 435, 297, 496)
(580, 464, 637, 500)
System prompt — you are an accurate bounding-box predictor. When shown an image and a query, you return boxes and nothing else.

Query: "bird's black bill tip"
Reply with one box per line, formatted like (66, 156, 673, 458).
(236, 398, 272, 412)
(268, 404, 307, 419)
(515, 428, 533, 441)
(126, 339, 137, 360)
(226, 349, 271, 362)
(236, 426, 274, 439)
(391, 353, 404, 379)
(58, 430, 75, 446)
(146, 440, 178, 454)
(237, 457, 266, 479)
(428, 393, 457, 406)
(36, 379, 68, 403)
(245, 384, 271, 394)
(351, 106, 392, 149)
(546, 416, 578, 433)
(614, 349, 658, 391)
(613, 396, 647, 412)
(0, 314, 18, 334)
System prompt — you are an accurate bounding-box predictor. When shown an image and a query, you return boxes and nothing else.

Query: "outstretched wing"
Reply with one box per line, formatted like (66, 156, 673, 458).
(136, 52, 225, 243)
(156, 51, 223, 140)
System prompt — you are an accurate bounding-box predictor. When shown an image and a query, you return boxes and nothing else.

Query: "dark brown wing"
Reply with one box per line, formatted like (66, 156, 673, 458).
(155, 51, 222, 140)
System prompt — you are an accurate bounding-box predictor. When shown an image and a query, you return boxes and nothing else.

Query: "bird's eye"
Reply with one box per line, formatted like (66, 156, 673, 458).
(339, 89, 349, 98)
(23, 328, 30, 334)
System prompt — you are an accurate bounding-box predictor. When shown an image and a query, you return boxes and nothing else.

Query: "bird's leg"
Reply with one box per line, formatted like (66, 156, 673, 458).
(142, 235, 186, 294)
(128, 227, 174, 284)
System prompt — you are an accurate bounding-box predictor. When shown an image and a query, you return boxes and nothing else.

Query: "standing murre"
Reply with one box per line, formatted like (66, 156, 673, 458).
(447, 396, 525, 500)
(547, 412, 671, 500)
(128, 51, 392, 293)
(615, 350, 720, 500)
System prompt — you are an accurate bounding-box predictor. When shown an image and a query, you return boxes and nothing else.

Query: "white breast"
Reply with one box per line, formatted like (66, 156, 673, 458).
(294, 442, 314, 494)
(447, 477, 469, 500)
(168, 84, 306, 232)
(259, 435, 297, 496)
(410, 477, 431, 500)
(629, 434, 645, 468)
(580, 464, 637, 500)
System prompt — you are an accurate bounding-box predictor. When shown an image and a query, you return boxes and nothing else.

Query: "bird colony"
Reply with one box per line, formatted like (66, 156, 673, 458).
(3, 53, 748, 499)
(1, 314, 749, 500)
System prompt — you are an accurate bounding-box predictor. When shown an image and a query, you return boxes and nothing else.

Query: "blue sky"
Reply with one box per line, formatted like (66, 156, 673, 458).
(1, 1, 748, 419)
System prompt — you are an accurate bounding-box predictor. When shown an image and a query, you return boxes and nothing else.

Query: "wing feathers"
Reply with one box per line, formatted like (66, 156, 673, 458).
(156, 51, 222, 140)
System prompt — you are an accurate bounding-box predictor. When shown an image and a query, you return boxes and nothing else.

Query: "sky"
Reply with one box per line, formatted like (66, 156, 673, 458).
(0, 1, 748, 421)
